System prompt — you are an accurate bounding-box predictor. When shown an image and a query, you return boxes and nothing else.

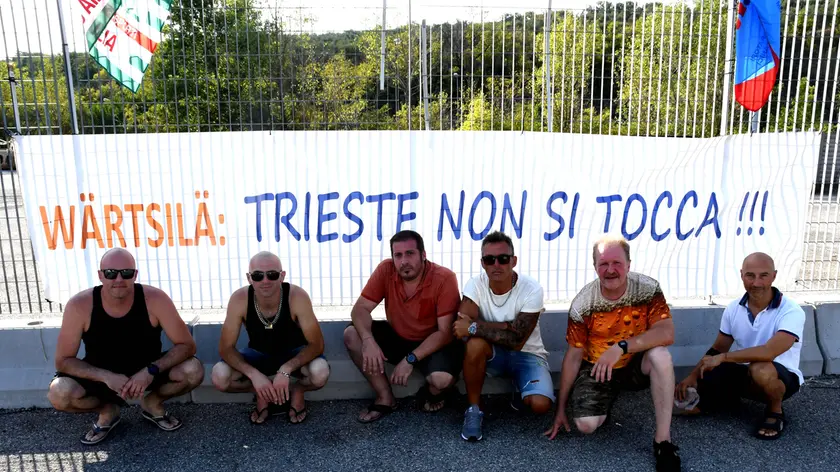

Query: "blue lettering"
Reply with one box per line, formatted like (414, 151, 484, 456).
(244, 193, 274, 242)
(676, 191, 698, 240)
(396, 192, 420, 232)
(304, 192, 311, 242)
(695, 192, 721, 238)
(621, 193, 647, 241)
(316, 192, 339, 243)
(274, 192, 300, 241)
(543, 191, 568, 241)
(651, 191, 672, 241)
(342, 192, 364, 243)
(365, 193, 397, 241)
(596, 194, 623, 232)
(569, 192, 580, 239)
(469, 191, 497, 240)
(438, 191, 465, 241)
(501, 191, 528, 238)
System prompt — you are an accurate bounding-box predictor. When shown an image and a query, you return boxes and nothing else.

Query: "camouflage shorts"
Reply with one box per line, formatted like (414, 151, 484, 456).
(568, 353, 650, 419)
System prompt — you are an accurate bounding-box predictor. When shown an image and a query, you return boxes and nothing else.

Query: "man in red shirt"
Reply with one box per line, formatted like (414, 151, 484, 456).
(344, 230, 463, 423)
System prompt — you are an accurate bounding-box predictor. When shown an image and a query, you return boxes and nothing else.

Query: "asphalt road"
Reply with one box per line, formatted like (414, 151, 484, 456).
(1, 377, 839, 472)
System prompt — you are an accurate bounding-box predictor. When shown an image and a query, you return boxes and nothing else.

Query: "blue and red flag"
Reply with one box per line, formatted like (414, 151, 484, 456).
(733, 0, 781, 112)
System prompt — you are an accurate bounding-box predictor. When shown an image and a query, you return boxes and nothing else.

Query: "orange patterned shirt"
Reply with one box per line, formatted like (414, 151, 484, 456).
(566, 272, 672, 369)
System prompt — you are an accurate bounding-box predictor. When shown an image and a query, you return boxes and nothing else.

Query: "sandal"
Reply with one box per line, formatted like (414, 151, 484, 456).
(754, 410, 786, 440)
(289, 406, 309, 424)
(141, 409, 183, 432)
(357, 403, 397, 423)
(416, 384, 448, 412)
(80, 416, 121, 445)
(250, 407, 269, 425)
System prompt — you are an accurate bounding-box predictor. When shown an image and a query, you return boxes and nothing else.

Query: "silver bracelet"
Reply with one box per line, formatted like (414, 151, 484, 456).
(277, 370, 291, 378)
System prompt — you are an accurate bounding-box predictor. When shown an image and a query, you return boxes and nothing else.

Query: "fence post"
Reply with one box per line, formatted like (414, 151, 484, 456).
(8, 65, 22, 135)
(420, 20, 431, 131)
(719, 0, 736, 137)
(544, 0, 553, 133)
(56, 0, 79, 134)
(380, 0, 387, 91)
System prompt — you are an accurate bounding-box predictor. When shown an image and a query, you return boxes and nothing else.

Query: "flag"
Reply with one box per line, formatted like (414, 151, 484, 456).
(76, 0, 172, 92)
(733, 0, 781, 112)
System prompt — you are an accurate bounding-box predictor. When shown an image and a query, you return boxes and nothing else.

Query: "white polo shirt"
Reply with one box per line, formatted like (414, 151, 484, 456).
(720, 288, 806, 385)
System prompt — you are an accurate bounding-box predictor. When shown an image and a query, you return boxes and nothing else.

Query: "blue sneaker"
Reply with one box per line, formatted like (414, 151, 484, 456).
(461, 405, 484, 441)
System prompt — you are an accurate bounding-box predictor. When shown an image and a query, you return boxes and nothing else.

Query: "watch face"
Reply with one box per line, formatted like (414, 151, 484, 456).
(407, 353, 416, 364)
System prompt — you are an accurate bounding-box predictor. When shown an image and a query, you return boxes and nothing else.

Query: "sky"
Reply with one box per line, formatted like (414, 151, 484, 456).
(0, 0, 667, 60)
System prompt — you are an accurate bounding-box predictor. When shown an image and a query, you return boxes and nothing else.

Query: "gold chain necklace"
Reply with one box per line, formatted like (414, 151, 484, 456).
(253, 293, 282, 330)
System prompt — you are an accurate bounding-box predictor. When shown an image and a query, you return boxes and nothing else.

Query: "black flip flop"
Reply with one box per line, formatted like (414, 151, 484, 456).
(80, 416, 121, 445)
(755, 410, 785, 440)
(289, 406, 309, 424)
(141, 410, 183, 432)
(416, 385, 449, 412)
(357, 403, 397, 423)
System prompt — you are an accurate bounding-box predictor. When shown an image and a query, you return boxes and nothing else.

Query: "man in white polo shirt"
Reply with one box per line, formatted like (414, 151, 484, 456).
(675, 252, 805, 440)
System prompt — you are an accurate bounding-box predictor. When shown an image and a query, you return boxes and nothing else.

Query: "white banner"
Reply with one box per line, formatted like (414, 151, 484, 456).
(17, 131, 820, 307)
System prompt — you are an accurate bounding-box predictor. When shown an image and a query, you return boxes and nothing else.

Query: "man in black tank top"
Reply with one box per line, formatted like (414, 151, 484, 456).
(212, 251, 330, 425)
(48, 248, 204, 445)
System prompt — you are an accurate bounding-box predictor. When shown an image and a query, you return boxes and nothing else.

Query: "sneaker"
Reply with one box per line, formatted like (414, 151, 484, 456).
(673, 387, 701, 415)
(461, 405, 484, 441)
(654, 440, 682, 472)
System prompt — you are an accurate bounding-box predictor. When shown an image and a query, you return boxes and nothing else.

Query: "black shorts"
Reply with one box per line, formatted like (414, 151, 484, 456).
(568, 353, 650, 418)
(239, 346, 327, 378)
(365, 320, 464, 377)
(696, 361, 801, 412)
(54, 354, 174, 407)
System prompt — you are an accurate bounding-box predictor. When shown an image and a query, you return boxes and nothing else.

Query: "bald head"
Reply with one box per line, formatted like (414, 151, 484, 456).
(742, 252, 775, 271)
(249, 251, 282, 272)
(99, 248, 136, 270)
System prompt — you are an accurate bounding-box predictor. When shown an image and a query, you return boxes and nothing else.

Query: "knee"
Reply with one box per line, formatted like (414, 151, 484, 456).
(426, 372, 455, 391)
(575, 416, 604, 435)
(343, 326, 361, 351)
(465, 337, 490, 360)
(307, 359, 330, 389)
(748, 362, 777, 385)
(646, 346, 673, 370)
(47, 379, 76, 411)
(523, 395, 552, 415)
(211, 362, 233, 391)
(178, 358, 205, 386)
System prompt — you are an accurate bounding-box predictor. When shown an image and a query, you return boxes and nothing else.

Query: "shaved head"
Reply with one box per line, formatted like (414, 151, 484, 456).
(249, 251, 282, 272)
(742, 252, 775, 271)
(99, 248, 136, 270)
(740, 252, 777, 301)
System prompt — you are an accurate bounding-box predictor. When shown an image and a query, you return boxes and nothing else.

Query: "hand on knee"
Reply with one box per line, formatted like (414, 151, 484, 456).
(523, 395, 552, 415)
(574, 416, 604, 435)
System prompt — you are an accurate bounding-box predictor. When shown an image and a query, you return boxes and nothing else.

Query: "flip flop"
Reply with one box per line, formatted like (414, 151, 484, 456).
(357, 403, 397, 423)
(80, 416, 121, 445)
(250, 406, 269, 425)
(755, 410, 786, 440)
(416, 385, 449, 412)
(289, 406, 309, 424)
(141, 409, 183, 432)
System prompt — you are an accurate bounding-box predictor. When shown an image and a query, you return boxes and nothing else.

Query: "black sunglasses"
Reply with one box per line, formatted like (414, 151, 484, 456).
(482, 254, 512, 265)
(102, 269, 137, 280)
(250, 270, 282, 282)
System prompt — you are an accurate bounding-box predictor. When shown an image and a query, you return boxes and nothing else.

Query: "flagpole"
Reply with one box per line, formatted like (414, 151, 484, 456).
(719, 0, 736, 137)
(56, 0, 80, 134)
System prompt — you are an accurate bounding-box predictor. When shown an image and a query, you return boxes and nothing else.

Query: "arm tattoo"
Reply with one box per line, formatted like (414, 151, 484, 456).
(475, 312, 540, 350)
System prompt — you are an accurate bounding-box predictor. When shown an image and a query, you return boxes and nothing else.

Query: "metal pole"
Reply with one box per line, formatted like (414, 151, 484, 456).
(8, 65, 22, 134)
(719, 0, 736, 137)
(380, 0, 387, 91)
(750, 110, 759, 134)
(420, 20, 431, 131)
(56, 0, 79, 134)
(407, 0, 412, 130)
(544, 0, 553, 132)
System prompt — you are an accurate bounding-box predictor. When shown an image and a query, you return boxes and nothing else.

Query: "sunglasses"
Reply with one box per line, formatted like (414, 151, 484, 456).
(482, 254, 512, 265)
(102, 269, 137, 280)
(250, 270, 282, 282)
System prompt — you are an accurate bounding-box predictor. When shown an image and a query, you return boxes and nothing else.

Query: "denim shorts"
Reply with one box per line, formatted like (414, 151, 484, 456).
(240, 346, 327, 378)
(486, 346, 556, 402)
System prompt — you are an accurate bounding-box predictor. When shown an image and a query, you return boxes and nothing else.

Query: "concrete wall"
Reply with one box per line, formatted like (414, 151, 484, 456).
(0, 303, 832, 409)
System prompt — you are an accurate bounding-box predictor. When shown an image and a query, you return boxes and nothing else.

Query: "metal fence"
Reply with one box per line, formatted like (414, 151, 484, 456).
(1, 0, 838, 313)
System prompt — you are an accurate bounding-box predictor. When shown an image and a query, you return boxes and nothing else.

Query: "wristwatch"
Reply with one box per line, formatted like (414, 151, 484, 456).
(406, 352, 418, 365)
(618, 340, 629, 354)
(147, 363, 160, 376)
(468, 322, 478, 336)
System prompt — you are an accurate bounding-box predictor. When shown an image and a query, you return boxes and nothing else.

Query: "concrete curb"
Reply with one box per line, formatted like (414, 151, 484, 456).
(813, 302, 840, 374)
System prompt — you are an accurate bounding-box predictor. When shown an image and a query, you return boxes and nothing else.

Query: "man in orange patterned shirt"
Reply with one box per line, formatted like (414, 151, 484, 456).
(545, 235, 681, 472)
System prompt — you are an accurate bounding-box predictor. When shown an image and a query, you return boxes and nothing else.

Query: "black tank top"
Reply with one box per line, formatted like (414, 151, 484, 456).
(83, 284, 162, 376)
(245, 283, 307, 356)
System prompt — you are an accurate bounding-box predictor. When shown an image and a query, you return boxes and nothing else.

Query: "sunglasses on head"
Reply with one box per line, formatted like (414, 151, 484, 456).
(102, 269, 137, 280)
(250, 270, 282, 282)
(482, 254, 512, 265)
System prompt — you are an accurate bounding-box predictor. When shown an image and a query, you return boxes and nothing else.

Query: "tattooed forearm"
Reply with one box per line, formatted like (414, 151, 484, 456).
(475, 312, 540, 350)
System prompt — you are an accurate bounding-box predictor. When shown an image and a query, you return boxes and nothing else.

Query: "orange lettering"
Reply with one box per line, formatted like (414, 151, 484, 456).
(165, 203, 174, 247)
(193, 203, 216, 245)
(123, 204, 143, 247)
(103, 204, 126, 248)
(81, 205, 104, 249)
(176, 203, 193, 246)
(39, 206, 75, 250)
(146, 204, 164, 248)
